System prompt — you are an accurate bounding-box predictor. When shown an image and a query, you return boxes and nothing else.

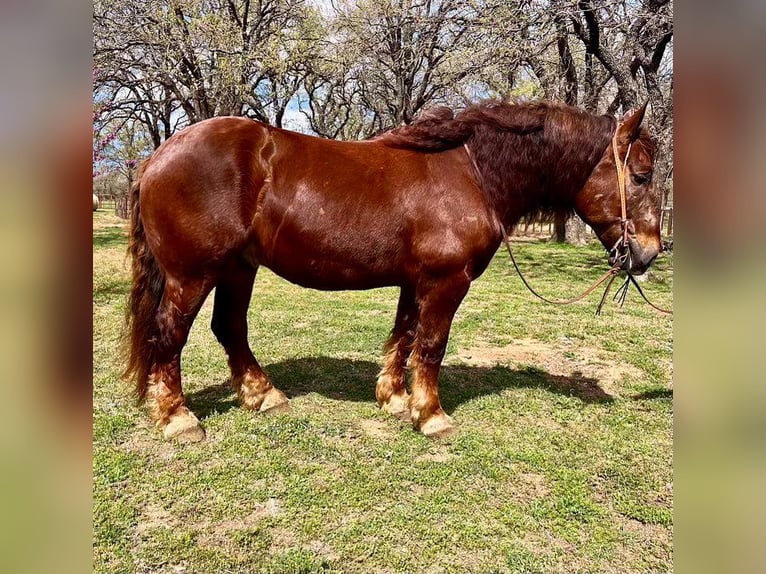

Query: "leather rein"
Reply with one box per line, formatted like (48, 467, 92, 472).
(463, 130, 672, 316)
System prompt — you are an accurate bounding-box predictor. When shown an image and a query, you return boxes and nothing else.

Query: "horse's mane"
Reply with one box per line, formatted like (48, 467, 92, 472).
(377, 100, 573, 151)
(378, 99, 623, 224)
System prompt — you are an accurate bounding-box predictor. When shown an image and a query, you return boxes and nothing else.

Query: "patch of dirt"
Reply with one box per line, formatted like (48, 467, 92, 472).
(519, 531, 582, 568)
(455, 337, 645, 397)
(196, 498, 282, 549)
(269, 527, 297, 551)
(358, 418, 394, 439)
(619, 515, 670, 538)
(120, 425, 177, 462)
(647, 482, 673, 507)
(135, 502, 179, 535)
(213, 499, 282, 532)
(414, 445, 455, 463)
(137, 497, 283, 549)
(305, 539, 340, 562)
(612, 514, 673, 568)
(516, 472, 550, 499)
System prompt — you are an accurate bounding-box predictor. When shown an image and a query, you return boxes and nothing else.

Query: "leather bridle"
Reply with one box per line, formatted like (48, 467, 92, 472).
(609, 134, 633, 272)
(463, 126, 672, 315)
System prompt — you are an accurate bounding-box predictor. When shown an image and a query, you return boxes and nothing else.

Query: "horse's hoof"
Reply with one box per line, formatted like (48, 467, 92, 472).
(163, 411, 206, 443)
(381, 393, 411, 422)
(419, 412, 456, 439)
(259, 387, 290, 414)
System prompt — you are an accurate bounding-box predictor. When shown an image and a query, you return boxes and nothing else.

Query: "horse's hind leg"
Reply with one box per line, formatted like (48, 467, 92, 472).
(376, 286, 417, 421)
(147, 275, 213, 442)
(211, 266, 289, 413)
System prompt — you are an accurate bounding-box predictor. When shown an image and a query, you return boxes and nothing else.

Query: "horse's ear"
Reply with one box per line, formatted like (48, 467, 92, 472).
(617, 100, 649, 145)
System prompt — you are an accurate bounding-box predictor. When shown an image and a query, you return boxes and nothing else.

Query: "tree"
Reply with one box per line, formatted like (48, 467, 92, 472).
(93, 0, 320, 149)
(570, 0, 674, 209)
(304, 0, 491, 139)
(93, 0, 673, 235)
(482, 0, 673, 244)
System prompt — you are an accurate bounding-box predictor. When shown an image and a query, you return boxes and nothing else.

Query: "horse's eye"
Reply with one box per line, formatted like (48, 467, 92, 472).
(632, 172, 651, 185)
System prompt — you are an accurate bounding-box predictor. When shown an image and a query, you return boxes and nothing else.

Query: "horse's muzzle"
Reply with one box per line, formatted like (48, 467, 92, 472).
(626, 239, 660, 275)
(607, 237, 659, 276)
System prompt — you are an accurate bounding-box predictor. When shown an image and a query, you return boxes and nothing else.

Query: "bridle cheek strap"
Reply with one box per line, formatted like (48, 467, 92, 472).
(611, 133, 632, 268)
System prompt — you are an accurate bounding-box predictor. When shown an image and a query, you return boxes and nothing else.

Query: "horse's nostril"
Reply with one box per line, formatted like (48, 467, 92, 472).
(630, 249, 659, 275)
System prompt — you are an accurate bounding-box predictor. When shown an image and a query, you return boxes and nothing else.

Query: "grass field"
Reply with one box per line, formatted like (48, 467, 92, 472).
(93, 210, 673, 574)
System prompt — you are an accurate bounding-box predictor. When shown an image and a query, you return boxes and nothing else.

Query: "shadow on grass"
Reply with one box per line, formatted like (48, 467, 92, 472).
(188, 357, 618, 420)
(631, 388, 673, 400)
(93, 225, 127, 249)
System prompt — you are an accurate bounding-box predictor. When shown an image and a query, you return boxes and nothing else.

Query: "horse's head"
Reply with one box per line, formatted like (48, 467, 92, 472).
(575, 103, 661, 275)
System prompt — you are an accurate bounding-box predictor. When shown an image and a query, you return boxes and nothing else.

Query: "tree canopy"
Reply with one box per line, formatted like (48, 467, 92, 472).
(93, 0, 672, 206)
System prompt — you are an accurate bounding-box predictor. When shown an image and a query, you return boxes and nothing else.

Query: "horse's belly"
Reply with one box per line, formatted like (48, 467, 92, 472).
(260, 249, 400, 291)
(245, 179, 413, 289)
(249, 224, 404, 291)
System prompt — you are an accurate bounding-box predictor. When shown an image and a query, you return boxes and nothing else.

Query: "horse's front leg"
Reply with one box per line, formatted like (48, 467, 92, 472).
(376, 286, 417, 420)
(408, 272, 471, 438)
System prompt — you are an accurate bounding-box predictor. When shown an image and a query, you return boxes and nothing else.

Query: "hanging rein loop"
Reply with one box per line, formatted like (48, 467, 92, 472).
(463, 132, 672, 316)
(499, 225, 621, 308)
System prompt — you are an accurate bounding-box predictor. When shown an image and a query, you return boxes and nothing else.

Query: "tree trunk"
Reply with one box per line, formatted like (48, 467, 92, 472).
(552, 213, 567, 242)
(552, 213, 589, 245)
(565, 215, 589, 246)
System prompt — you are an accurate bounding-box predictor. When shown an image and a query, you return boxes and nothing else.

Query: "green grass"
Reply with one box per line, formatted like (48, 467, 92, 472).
(93, 210, 673, 573)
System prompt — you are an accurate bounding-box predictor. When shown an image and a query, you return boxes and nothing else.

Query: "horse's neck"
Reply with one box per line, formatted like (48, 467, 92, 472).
(477, 128, 611, 228)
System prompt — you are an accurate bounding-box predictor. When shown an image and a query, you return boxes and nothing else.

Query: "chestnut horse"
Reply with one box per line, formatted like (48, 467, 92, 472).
(124, 100, 660, 442)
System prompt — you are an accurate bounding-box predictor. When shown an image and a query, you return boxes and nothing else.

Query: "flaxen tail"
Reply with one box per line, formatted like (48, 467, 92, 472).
(122, 161, 165, 403)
